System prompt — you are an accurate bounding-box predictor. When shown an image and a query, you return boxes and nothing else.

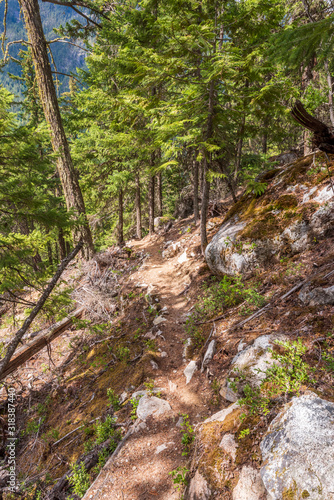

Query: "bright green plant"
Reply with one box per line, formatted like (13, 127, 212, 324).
(115, 346, 130, 362)
(238, 339, 316, 419)
(265, 339, 316, 396)
(238, 428, 250, 439)
(169, 466, 189, 491)
(67, 462, 91, 498)
(179, 414, 195, 456)
(144, 339, 157, 351)
(130, 396, 142, 420)
(94, 415, 121, 446)
(245, 180, 267, 197)
(107, 389, 121, 411)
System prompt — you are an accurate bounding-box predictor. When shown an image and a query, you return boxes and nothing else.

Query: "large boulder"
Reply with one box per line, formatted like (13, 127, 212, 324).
(260, 393, 334, 499)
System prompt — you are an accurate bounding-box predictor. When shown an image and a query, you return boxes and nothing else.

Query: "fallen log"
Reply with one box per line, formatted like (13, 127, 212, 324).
(0, 307, 84, 381)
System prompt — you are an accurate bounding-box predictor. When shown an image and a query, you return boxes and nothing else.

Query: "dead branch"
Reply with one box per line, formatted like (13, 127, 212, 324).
(0, 242, 83, 380)
(0, 307, 84, 381)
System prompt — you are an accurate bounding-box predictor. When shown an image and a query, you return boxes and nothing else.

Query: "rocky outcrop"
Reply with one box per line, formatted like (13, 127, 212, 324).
(260, 393, 334, 500)
(205, 158, 334, 276)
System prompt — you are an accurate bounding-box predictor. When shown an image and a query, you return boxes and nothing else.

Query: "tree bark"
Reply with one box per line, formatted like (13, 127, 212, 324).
(117, 188, 124, 246)
(193, 154, 199, 223)
(135, 173, 142, 239)
(200, 156, 210, 255)
(156, 172, 163, 217)
(19, 0, 94, 259)
(148, 163, 155, 236)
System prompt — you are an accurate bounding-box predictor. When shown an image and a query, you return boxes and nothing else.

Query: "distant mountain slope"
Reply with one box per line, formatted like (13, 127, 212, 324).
(0, 0, 86, 97)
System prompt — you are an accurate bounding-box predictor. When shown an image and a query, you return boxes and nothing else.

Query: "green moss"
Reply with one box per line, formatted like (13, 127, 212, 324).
(240, 212, 281, 240)
(261, 168, 281, 181)
(273, 194, 298, 209)
(302, 491, 310, 498)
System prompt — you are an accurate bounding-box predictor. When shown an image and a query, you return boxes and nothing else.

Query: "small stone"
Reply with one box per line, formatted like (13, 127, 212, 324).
(153, 316, 166, 326)
(188, 470, 211, 500)
(150, 360, 159, 370)
(219, 386, 238, 403)
(219, 433, 238, 461)
(232, 466, 266, 500)
(155, 443, 168, 454)
(184, 360, 197, 384)
(119, 391, 128, 403)
(136, 395, 172, 421)
(160, 351, 168, 358)
(204, 402, 239, 424)
(176, 416, 184, 428)
(168, 380, 177, 392)
(201, 340, 216, 371)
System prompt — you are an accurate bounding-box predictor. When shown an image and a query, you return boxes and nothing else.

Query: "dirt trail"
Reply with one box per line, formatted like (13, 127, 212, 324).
(83, 232, 213, 500)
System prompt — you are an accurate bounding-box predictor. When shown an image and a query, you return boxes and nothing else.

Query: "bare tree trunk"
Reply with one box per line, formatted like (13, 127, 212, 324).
(19, 0, 94, 259)
(200, 156, 210, 255)
(193, 154, 199, 224)
(148, 175, 155, 235)
(148, 151, 155, 236)
(117, 188, 124, 246)
(156, 172, 163, 217)
(135, 173, 142, 239)
(58, 228, 66, 260)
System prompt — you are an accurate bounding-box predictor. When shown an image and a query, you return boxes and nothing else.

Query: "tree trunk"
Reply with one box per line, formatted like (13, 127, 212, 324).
(193, 154, 199, 223)
(19, 0, 94, 259)
(148, 175, 155, 235)
(156, 172, 163, 217)
(148, 151, 155, 236)
(304, 130, 312, 155)
(200, 156, 210, 255)
(135, 173, 142, 239)
(216, 158, 237, 203)
(325, 60, 334, 127)
(117, 188, 124, 246)
(234, 112, 246, 182)
(58, 228, 66, 260)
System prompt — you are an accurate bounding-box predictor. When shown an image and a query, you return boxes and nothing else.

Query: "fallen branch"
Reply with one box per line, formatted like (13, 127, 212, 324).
(52, 417, 101, 448)
(0, 307, 84, 381)
(218, 279, 309, 338)
(0, 241, 83, 380)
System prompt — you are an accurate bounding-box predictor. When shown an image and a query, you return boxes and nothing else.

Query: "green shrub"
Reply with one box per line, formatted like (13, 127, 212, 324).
(67, 462, 91, 498)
